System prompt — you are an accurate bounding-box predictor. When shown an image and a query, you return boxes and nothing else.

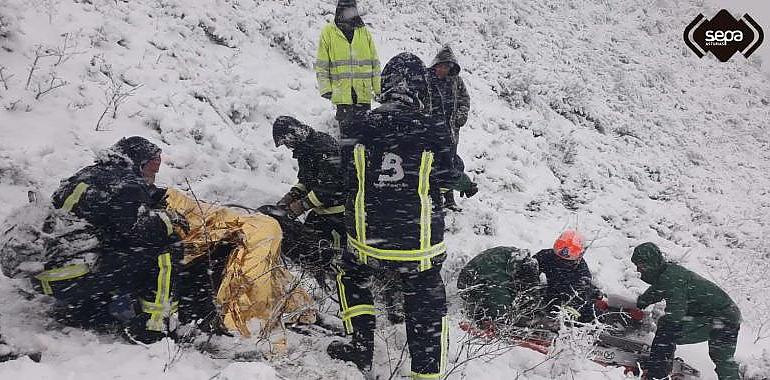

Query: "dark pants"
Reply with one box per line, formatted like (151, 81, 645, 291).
(44, 242, 184, 339)
(281, 212, 344, 288)
(648, 316, 741, 380)
(334, 251, 448, 377)
(176, 243, 231, 324)
(444, 153, 464, 208)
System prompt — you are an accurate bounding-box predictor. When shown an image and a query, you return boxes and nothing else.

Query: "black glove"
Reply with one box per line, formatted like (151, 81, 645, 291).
(321, 92, 332, 100)
(454, 173, 479, 198)
(258, 204, 290, 219)
(287, 198, 311, 219)
(277, 187, 305, 207)
(460, 182, 478, 198)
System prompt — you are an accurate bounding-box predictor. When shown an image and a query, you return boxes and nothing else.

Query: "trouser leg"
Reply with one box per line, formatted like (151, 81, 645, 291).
(647, 316, 678, 379)
(335, 252, 375, 344)
(302, 213, 343, 269)
(118, 243, 183, 342)
(401, 266, 448, 379)
(176, 243, 230, 324)
(381, 271, 404, 324)
(709, 320, 741, 380)
(48, 272, 116, 330)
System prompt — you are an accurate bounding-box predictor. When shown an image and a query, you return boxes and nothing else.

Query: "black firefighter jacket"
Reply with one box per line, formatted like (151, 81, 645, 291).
(342, 102, 458, 271)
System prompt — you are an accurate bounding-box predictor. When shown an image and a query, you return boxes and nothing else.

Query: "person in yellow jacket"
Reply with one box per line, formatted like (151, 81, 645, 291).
(315, 0, 381, 134)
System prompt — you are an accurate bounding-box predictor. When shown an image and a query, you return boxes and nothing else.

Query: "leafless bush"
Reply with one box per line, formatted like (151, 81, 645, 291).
(51, 32, 85, 66)
(37, 0, 59, 24)
(95, 72, 142, 130)
(0, 65, 12, 90)
(33, 71, 67, 100)
(24, 34, 83, 94)
(25, 46, 57, 90)
(443, 290, 547, 379)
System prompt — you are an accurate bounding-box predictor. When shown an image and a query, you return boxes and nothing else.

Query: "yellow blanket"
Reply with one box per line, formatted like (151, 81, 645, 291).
(165, 188, 315, 337)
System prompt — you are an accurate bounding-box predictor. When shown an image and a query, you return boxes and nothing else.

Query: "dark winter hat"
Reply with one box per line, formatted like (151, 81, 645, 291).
(273, 116, 311, 148)
(379, 52, 430, 109)
(631, 242, 666, 284)
(112, 136, 161, 167)
(430, 45, 461, 76)
(335, 0, 363, 28)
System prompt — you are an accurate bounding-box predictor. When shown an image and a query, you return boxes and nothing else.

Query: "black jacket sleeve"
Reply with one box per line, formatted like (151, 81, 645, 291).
(109, 182, 175, 246)
(455, 77, 470, 128)
(429, 115, 460, 189)
(573, 260, 594, 302)
(295, 150, 316, 194)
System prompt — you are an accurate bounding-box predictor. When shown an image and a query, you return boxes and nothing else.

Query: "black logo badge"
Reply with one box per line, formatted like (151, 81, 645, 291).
(684, 10, 764, 62)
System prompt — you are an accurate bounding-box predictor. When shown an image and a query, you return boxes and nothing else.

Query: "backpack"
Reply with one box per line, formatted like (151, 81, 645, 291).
(0, 195, 99, 279)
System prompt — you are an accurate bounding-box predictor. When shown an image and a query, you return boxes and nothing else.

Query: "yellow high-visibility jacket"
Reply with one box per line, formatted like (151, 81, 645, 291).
(315, 23, 381, 105)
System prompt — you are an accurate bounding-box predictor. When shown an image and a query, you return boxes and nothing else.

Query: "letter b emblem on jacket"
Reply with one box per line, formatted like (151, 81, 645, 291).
(377, 153, 405, 184)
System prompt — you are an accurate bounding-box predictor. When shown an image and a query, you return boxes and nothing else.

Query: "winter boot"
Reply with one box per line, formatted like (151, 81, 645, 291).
(197, 313, 233, 337)
(443, 191, 462, 212)
(327, 316, 374, 372)
(327, 339, 373, 372)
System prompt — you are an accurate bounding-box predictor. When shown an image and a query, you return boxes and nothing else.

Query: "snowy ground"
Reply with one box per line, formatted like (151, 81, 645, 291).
(1, 0, 769, 379)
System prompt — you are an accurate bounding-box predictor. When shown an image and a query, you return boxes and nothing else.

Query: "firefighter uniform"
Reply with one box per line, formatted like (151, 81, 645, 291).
(330, 52, 458, 379)
(48, 137, 182, 341)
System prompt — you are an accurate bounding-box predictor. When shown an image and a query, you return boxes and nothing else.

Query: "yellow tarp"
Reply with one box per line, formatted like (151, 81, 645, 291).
(165, 188, 316, 337)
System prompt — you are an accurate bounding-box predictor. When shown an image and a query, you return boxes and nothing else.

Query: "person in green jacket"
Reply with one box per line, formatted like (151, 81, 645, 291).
(314, 0, 381, 134)
(456, 246, 541, 327)
(630, 242, 742, 380)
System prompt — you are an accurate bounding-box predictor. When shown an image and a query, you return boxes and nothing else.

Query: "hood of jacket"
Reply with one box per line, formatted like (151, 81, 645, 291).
(96, 136, 161, 174)
(631, 242, 667, 284)
(430, 45, 461, 76)
(335, 2, 364, 31)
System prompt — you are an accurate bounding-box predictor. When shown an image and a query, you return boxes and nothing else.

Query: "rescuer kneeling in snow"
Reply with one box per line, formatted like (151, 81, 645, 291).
(271, 116, 345, 286)
(457, 230, 603, 334)
(44, 137, 222, 342)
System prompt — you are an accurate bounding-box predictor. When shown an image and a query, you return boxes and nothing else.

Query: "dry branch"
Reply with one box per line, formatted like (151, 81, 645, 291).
(0, 66, 12, 90)
(34, 72, 68, 100)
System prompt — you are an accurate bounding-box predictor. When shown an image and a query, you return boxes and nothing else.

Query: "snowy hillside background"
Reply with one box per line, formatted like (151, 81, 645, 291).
(1, 0, 769, 379)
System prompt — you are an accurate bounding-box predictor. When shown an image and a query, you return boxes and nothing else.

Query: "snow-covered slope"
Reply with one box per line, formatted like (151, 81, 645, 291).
(1, 0, 769, 378)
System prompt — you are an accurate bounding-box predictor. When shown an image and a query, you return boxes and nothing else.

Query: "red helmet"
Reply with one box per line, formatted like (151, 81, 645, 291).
(553, 230, 585, 261)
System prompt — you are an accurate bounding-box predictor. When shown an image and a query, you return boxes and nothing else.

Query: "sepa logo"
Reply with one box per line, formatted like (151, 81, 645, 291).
(684, 9, 764, 62)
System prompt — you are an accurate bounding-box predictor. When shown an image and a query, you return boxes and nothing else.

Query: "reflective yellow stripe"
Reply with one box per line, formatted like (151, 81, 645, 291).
(418, 152, 434, 272)
(440, 315, 449, 376)
(35, 264, 90, 296)
(141, 300, 179, 314)
(157, 212, 174, 236)
(411, 373, 441, 379)
(328, 72, 379, 81)
(331, 230, 341, 249)
(342, 304, 376, 321)
(40, 280, 52, 295)
(353, 145, 367, 264)
(315, 59, 380, 70)
(145, 253, 172, 332)
(307, 191, 324, 208)
(313, 205, 345, 215)
(335, 265, 354, 333)
(61, 183, 90, 212)
(347, 236, 446, 262)
(294, 183, 307, 193)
